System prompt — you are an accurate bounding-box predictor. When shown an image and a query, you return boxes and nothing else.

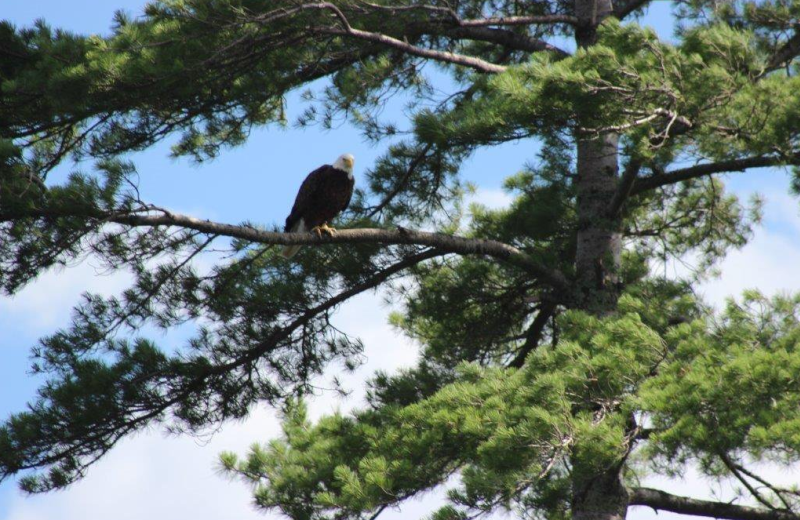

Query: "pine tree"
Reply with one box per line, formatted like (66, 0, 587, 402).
(2, 1, 800, 519)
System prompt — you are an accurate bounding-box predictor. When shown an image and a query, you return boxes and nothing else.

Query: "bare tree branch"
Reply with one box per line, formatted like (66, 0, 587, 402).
(630, 153, 800, 195)
(212, 249, 448, 376)
(729, 460, 800, 511)
(579, 108, 692, 136)
(306, 2, 506, 73)
(324, 26, 507, 73)
(629, 487, 800, 520)
(719, 451, 788, 511)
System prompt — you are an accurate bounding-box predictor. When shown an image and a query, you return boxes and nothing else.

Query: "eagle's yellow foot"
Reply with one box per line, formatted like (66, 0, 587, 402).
(312, 223, 337, 237)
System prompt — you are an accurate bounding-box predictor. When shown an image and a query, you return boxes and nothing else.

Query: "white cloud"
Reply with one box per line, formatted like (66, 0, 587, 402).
(2, 408, 278, 520)
(0, 260, 132, 331)
(469, 188, 514, 211)
(699, 187, 800, 307)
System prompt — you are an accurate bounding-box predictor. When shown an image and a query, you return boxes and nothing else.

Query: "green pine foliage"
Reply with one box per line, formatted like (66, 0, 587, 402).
(2, 0, 800, 518)
(223, 293, 800, 519)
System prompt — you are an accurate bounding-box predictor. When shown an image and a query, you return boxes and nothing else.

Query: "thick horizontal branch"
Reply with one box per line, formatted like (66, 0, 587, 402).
(631, 153, 800, 195)
(110, 211, 567, 288)
(629, 487, 800, 520)
(1, 205, 567, 291)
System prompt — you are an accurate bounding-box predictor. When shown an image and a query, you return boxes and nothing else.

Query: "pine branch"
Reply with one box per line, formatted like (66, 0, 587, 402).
(629, 487, 800, 520)
(365, 143, 434, 219)
(719, 452, 781, 511)
(226, 249, 448, 372)
(729, 461, 800, 511)
(630, 153, 800, 195)
(0, 248, 447, 489)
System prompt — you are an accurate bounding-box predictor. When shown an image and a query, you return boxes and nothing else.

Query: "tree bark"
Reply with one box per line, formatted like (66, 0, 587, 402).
(573, 0, 621, 315)
(570, 1, 628, 519)
(574, 133, 622, 314)
(569, 133, 628, 520)
(572, 463, 629, 520)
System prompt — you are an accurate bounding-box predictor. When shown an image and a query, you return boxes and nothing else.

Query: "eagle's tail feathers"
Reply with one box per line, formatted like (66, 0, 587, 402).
(281, 219, 306, 259)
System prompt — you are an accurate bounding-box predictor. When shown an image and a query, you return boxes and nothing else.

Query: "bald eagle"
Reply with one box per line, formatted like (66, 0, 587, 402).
(281, 154, 355, 258)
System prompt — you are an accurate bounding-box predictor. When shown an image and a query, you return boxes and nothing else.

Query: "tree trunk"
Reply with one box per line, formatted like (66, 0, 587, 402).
(574, 133, 622, 315)
(570, 1, 629, 519)
(570, 130, 629, 520)
(572, 462, 629, 520)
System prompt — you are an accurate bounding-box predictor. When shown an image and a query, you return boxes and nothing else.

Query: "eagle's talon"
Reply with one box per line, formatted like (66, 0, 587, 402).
(311, 223, 337, 237)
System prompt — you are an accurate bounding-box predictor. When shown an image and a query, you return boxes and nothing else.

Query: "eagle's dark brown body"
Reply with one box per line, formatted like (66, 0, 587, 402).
(284, 164, 355, 233)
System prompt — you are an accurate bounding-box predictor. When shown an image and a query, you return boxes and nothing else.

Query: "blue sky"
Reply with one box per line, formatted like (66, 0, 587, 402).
(1, 2, 799, 519)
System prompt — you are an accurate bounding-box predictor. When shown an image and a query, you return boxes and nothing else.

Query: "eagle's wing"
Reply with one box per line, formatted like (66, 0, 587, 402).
(284, 165, 328, 232)
(338, 177, 355, 214)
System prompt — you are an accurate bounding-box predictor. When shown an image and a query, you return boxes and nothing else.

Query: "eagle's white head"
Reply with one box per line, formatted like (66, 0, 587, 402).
(333, 153, 355, 176)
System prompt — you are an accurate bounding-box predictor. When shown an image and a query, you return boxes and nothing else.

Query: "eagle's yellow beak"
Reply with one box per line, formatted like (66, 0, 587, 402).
(344, 156, 355, 168)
